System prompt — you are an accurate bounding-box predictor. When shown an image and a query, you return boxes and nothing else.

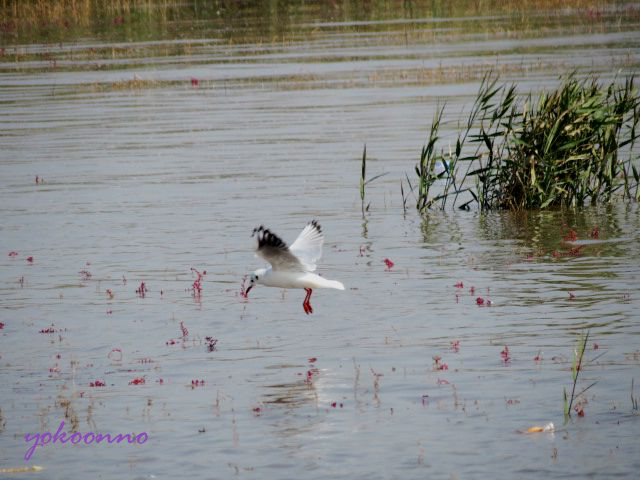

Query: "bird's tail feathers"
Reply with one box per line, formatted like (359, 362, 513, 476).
(327, 280, 345, 290)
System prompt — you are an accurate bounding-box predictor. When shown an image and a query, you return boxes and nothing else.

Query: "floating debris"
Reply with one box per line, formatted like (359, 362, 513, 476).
(0, 466, 43, 473)
(524, 422, 555, 433)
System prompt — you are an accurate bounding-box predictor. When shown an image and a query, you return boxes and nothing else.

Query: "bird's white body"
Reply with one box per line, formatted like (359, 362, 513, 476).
(255, 267, 345, 291)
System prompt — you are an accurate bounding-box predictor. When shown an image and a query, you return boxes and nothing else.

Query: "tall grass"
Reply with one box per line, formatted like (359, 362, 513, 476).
(359, 144, 386, 216)
(415, 74, 640, 212)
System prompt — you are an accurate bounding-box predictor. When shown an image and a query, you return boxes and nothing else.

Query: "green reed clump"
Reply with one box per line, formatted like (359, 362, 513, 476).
(415, 74, 640, 212)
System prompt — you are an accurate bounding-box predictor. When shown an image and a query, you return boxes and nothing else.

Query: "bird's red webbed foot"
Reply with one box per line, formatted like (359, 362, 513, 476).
(303, 288, 313, 314)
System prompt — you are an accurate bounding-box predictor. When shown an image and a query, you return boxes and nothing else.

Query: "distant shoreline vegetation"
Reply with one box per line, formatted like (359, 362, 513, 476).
(0, 0, 634, 45)
(410, 73, 640, 211)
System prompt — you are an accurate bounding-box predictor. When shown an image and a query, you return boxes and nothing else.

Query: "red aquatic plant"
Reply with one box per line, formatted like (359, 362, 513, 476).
(433, 356, 448, 370)
(190, 268, 205, 299)
(135, 282, 147, 297)
(106, 289, 114, 299)
(304, 368, 319, 384)
(79, 270, 92, 280)
(89, 380, 105, 387)
(129, 377, 145, 385)
(568, 245, 584, 256)
(534, 351, 542, 362)
(469, 286, 475, 295)
(26, 256, 34, 263)
(450, 340, 460, 353)
(108, 348, 122, 361)
(0, 322, 4, 329)
(308, 357, 317, 363)
(180, 320, 189, 338)
(501, 346, 511, 363)
(568, 292, 576, 300)
(476, 297, 484, 305)
(8, 251, 18, 257)
(563, 229, 578, 242)
(436, 378, 449, 385)
(191, 77, 199, 86)
(39, 326, 56, 334)
(191, 379, 205, 387)
(205, 337, 218, 352)
(590, 227, 599, 239)
(593, 343, 599, 350)
(454, 281, 463, 288)
(383, 258, 394, 270)
(552, 244, 585, 258)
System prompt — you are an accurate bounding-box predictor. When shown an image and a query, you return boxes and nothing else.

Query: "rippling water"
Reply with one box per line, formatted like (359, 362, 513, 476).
(1, 1, 640, 478)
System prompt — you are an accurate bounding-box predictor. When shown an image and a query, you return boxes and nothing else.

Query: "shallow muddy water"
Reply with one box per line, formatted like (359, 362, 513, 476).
(1, 1, 640, 478)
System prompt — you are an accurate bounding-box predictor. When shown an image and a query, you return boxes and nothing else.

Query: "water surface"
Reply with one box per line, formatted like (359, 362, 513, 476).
(1, 1, 640, 478)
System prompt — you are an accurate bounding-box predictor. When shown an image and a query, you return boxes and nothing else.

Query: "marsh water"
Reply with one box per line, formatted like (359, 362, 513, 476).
(1, 1, 640, 478)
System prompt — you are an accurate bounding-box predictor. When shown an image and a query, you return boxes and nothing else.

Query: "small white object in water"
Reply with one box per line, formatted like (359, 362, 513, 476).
(245, 220, 345, 314)
(525, 422, 555, 433)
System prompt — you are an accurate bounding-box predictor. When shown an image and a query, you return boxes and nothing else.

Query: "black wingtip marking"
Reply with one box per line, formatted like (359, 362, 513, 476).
(253, 226, 288, 250)
(310, 220, 322, 233)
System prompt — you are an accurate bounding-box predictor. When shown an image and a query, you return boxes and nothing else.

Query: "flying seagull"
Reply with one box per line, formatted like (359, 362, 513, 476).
(245, 220, 345, 314)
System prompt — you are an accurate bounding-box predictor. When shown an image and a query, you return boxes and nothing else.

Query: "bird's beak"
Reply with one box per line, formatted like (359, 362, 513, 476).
(245, 285, 253, 296)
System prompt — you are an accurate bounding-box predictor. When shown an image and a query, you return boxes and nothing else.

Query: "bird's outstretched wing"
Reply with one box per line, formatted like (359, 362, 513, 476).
(289, 220, 324, 272)
(252, 225, 304, 271)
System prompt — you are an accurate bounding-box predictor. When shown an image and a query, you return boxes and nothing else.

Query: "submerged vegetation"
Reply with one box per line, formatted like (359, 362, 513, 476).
(415, 74, 640, 212)
(563, 330, 596, 421)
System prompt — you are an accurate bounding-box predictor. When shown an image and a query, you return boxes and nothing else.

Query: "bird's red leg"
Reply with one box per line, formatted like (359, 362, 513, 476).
(303, 288, 313, 314)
